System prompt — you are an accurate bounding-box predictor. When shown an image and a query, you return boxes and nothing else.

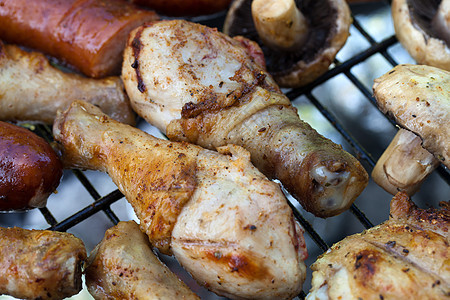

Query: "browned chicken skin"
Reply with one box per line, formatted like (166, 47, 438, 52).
(307, 192, 450, 299)
(85, 221, 200, 299)
(122, 20, 369, 218)
(0, 226, 87, 300)
(0, 121, 62, 211)
(0, 41, 135, 125)
(53, 100, 307, 299)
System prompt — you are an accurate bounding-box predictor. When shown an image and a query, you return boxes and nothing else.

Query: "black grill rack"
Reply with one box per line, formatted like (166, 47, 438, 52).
(1, 1, 449, 299)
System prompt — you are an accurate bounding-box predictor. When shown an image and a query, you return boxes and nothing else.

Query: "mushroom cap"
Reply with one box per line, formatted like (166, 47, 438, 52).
(223, 0, 351, 88)
(392, 0, 450, 71)
(373, 64, 450, 168)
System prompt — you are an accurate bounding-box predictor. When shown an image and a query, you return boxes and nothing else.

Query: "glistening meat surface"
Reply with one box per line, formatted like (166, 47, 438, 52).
(122, 19, 369, 217)
(307, 192, 450, 300)
(53, 100, 307, 300)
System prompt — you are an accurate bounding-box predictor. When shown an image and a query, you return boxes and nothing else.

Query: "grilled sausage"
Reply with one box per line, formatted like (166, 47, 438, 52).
(0, 226, 87, 300)
(0, 0, 158, 78)
(0, 121, 62, 211)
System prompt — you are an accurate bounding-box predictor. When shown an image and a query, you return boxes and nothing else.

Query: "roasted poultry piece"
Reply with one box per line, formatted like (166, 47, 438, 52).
(307, 192, 450, 299)
(0, 226, 87, 300)
(122, 20, 369, 218)
(53, 100, 307, 299)
(0, 121, 63, 211)
(0, 41, 135, 125)
(85, 220, 200, 299)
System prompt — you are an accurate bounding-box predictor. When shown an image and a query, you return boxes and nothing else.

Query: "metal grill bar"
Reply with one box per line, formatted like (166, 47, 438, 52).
(351, 17, 398, 67)
(71, 169, 121, 225)
(287, 200, 329, 252)
(3, 2, 448, 299)
(304, 92, 376, 166)
(48, 189, 123, 232)
(286, 35, 398, 100)
(38, 207, 58, 226)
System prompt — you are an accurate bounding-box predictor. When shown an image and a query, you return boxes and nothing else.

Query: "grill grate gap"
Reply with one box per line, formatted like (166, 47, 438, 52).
(4, 2, 448, 298)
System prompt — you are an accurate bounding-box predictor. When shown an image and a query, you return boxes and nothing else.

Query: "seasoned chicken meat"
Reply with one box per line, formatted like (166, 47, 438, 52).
(85, 221, 199, 299)
(122, 20, 368, 218)
(53, 100, 307, 299)
(0, 226, 87, 300)
(307, 192, 450, 300)
(0, 41, 135, 125)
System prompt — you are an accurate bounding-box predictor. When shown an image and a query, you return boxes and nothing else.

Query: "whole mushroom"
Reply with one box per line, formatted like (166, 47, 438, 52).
(372, 64, 449, 196)
(223, 0, 352, 88)
(392, 0, 450, 70)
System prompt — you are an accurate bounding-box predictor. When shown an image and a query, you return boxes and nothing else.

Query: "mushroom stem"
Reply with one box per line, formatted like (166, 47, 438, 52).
(371, 129, 440, 196)
(432, 0, 450, 45)
(251, 0, 308, 51)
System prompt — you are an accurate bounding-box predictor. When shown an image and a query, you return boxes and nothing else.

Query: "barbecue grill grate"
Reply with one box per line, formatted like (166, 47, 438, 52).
(1, 1, 449, 299)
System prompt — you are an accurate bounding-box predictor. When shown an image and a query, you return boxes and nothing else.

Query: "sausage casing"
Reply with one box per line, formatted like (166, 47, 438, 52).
(0, 121, 63, 211)
(0, 0, 158, 77)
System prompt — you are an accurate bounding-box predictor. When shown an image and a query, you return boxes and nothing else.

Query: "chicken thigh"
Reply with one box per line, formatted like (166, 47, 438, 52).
(122, 20, 368, 217)
(53, 100, 307, 299)
(307, 192, 449, 299)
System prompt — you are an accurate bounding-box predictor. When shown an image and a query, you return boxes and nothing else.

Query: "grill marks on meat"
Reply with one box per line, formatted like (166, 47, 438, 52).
(131, 25, 148, 93)
(307, 192, 450, 299)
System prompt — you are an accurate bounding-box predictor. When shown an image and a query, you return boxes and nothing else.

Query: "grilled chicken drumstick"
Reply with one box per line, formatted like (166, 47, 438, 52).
(85, 221, 200, 299)
(53, 100, 307, 300)
(122, 20, 369, 218)
(307, 192, 450, 299)
(0, 226, 87, 300)
(0, 41, 135, 125)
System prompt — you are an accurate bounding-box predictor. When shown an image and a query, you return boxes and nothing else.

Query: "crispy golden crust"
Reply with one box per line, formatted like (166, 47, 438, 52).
(0, 41, 135, 125)
(390, 191, 450, 238)
(85, 221, 199, 299)
(373, 64, 449, 168)
(307, 192, 450, 299)
(54, 101, 198, 254)
(0, 227, 87, 300)
(53, 100, 307, 299)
